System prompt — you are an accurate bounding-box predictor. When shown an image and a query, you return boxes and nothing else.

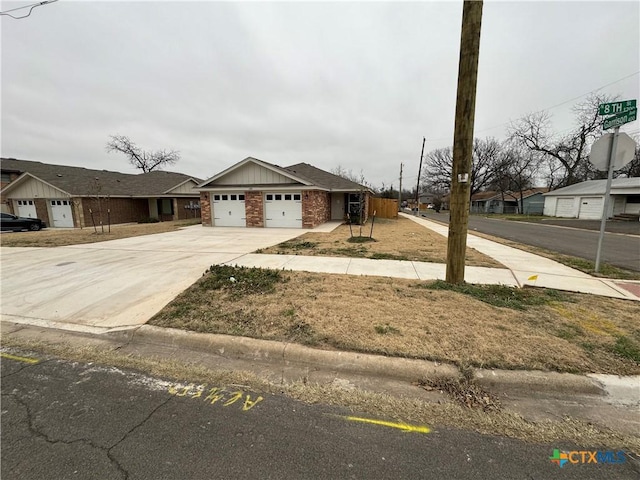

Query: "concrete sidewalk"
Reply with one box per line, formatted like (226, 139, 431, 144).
(223, 213, 640, 301)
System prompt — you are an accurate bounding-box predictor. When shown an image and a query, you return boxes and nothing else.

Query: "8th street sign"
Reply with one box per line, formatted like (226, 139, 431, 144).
(598, 100, 636, 116)
(603, 107, 637, 130)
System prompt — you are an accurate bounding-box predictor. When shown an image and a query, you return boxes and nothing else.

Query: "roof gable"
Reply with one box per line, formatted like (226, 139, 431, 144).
(198, 157, 313, 189)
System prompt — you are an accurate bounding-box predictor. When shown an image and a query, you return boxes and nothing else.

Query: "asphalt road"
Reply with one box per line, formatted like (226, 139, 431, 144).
(2, 352, 638, 480)
(425, 213, 640, 272)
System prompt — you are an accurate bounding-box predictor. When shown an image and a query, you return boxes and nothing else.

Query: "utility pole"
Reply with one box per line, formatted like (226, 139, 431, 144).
(398, 163, 403, 211)
(446, 0, 483, 284)
(414, 137, 426, 216)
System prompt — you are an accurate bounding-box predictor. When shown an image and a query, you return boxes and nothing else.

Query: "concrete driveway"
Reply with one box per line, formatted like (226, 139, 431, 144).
(0, 225, 323, 333)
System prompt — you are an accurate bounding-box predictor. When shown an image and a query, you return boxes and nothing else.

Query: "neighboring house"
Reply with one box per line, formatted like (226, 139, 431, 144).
(197, 157, 370, 228)
(0, 158, 202, 227)
(471, 188, 548, 215)
(543, 177, 640, 220)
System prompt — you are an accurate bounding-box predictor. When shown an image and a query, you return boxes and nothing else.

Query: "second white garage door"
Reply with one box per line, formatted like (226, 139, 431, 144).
(264, 193, 302, 228)
(213, 193, 246, 227)
(578, 197, 604, 220)
(50, 200, 74, 227)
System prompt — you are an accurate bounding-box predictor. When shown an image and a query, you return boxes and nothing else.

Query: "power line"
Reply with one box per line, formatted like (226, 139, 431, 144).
(0, 0, 58, 19)
(423, 71, 640, 144)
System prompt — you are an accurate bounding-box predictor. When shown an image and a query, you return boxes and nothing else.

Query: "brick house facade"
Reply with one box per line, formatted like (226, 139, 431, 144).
(302, 190, 331, 228)
(245, 191, 264, 228)
(198, 157, 371, 229)
(1, 158, 202, 228)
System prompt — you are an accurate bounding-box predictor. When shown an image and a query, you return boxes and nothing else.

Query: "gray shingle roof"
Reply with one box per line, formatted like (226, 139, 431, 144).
(1, 158, 202, 196)
(284, 163, 367, 191)
(543, 178, 640, 196)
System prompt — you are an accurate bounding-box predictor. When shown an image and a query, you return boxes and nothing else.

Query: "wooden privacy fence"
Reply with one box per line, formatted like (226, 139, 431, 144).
(368, 197, 398, 219)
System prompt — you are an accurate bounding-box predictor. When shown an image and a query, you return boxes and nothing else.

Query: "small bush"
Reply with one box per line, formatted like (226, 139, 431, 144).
(138, 217, 160, 223)
(200, 265, 285, 298)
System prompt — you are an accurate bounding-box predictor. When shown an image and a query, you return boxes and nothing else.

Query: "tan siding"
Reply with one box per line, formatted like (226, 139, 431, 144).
(8, 177, 69, 199)
(165, 181, 199, 194)
(218, 163, 297, 186)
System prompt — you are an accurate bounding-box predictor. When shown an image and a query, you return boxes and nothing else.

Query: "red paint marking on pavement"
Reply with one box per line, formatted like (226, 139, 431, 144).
(614, 282, 640, 298)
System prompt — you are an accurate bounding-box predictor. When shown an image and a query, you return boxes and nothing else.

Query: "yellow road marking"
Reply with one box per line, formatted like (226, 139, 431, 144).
(344, 416, 430, 434)
(0, 352, 40, 364)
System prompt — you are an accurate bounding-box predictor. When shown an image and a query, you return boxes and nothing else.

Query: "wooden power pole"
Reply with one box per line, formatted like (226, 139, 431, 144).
(446, 0, 483, 284)
(414, 137, 425, 215)
(398, 163, 403, 211)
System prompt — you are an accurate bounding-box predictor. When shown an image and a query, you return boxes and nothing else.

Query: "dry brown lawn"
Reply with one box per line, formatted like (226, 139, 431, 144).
(259, 217, 502, 268)
(151, 267, 640, 375)
(0, 219, 201, 247)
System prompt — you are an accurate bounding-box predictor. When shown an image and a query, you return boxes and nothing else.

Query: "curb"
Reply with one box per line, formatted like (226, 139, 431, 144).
(2, 321, 609, 397)
(123, 325, 461, 383)
(116, 325, 605, 396)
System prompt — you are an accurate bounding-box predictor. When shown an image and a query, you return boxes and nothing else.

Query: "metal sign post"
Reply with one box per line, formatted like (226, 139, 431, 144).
(594, 127, 619, 273)
(592, 98, 637, 273)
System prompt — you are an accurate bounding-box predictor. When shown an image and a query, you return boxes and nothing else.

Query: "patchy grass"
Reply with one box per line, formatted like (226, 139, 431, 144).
(3, 339, 637, 450)
(0, 219, 202, 247)
(151, 266, 640, 375)
(259, 217, 502, 267)
(420, 281, 567, 311)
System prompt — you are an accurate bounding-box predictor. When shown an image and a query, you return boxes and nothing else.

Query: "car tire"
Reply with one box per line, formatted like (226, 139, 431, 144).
(29, 223, 41, 231)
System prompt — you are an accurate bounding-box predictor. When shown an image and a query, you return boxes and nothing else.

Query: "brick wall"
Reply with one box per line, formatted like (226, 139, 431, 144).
(34, 199, 51, 227)
(245, 191, 264, 227)
(81, 197, 148, 226)
(302, 190, 331, 228)
(200, 193, 211, 226)
(175, 198, 201, 221)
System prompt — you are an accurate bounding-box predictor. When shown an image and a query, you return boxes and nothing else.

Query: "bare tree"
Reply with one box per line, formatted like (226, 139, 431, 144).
(491, 144, 539, 213)
(331, 165, 363, 184)
(106, 135, 180, 173)
(508, 93, 615, 188)
(420, 137, 503, 196)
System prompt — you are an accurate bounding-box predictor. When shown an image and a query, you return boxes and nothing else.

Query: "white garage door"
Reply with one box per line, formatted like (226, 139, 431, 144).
(16, 200, 37, 219)
(555, 198, 575, 217)
(578, 197, 604, 220)
(50, 200, 74, 227)
(264, 193, 302, 228)
(213, 193, 246, 227)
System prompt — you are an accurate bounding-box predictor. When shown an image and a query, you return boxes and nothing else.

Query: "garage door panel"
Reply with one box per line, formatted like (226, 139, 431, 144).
(213, 193, 246, 227)
(50, 200, 74, 227)
(555, 198, 575, 218)
(16, 200, 37, 219)
(578, 197, 604, 220)
(264, 193, 302, 228)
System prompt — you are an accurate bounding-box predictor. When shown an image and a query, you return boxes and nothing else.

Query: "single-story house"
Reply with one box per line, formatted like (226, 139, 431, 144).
(543, 177, 640, 220)
(197, 157, 370, 228)
(0, 158, 202, 227)
(471, 188, 548, 214)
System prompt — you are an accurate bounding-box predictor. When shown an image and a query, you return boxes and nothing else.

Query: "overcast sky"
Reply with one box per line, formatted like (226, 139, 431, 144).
(1, 1, 638, 188)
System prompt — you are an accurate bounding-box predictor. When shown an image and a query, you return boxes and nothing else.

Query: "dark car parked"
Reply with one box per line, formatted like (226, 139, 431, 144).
(0, 212, 46, 232)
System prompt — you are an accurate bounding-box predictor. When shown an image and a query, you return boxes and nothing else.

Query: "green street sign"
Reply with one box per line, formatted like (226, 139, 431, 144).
(603, 107, 637, 130)
(598, 99, 636, 116)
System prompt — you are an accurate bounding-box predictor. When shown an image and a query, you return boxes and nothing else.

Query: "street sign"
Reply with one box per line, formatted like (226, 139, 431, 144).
(603, 107, 637, 130)
(598, 99, 636, 116)
(589, 132, 637, 171)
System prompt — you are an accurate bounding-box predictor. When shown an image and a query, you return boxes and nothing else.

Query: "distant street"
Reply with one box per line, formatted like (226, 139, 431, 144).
(2, 352, 639, 480)
(426, 213, 640, 272)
